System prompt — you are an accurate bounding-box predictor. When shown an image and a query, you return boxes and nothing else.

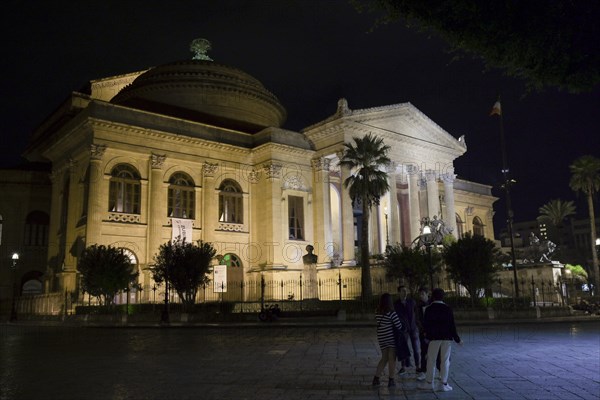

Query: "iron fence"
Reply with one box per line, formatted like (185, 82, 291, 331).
(14, 274, 595, 316)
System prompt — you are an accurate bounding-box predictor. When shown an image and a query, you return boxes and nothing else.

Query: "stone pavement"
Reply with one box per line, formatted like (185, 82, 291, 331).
(0, 320, 599, 400)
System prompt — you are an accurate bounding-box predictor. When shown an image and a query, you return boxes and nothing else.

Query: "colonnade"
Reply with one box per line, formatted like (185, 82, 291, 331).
(311, 155, 457, 267)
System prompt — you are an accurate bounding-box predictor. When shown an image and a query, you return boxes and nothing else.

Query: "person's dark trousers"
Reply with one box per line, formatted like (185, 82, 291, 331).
(408, 328, 421, 368)
(419, 334, 428, 372)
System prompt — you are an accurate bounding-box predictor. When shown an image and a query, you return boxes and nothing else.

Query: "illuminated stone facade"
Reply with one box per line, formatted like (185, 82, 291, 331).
(2, 46, 497, 306)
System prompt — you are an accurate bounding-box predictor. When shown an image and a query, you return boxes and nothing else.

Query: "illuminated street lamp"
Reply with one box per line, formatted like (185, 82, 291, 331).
(384, 206, 389, 247)
(9, 253, 19, 322)
(420, 218, 435, 293)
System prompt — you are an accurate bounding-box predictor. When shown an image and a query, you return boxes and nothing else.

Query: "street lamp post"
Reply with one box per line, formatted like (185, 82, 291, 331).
(10, 253, 19, 322)
(160, 267, 170, 324)
(420, 218, 435, 293)
(331, 253, 343, 309)
(384, 206, 389, 247)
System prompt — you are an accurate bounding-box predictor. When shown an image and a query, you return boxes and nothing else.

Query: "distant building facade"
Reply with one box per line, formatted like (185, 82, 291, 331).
(500, 217, 600, 269)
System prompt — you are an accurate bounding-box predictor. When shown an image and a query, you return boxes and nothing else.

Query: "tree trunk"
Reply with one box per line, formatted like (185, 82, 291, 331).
(587, 192, 599, 293)
(361, 200, 372, 302)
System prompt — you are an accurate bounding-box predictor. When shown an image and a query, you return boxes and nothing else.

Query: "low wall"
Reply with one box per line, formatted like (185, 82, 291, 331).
(460, 306, 572, 321)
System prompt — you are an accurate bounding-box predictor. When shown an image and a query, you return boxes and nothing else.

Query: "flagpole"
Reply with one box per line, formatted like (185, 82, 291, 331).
(495, 99, 520, 300)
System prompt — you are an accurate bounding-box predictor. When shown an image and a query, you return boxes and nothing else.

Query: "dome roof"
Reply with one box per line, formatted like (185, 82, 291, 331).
(111, 56, 287, 133)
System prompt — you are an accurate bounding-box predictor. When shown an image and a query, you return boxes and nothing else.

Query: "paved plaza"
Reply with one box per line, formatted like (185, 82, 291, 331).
(1, 320, 599, 400)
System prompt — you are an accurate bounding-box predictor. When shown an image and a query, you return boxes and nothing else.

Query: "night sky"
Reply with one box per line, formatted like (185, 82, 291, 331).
(2, 0, 599, 235)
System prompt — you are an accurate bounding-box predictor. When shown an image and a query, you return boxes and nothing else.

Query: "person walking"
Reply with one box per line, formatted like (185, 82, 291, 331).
(372, 293, 404, 388)
(419, 288, 462, 392)
(394, 285, 420, 375)
(414, 286, 430, 381)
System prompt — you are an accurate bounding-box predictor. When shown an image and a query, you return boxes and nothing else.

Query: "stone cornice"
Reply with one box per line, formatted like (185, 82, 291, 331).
(89, 118, 251, 156)
(250, 142, 314, 163)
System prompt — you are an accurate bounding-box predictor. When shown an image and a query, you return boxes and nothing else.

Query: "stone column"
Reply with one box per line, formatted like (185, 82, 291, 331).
(407, 165, 421, 242)
(442, 168, 457, 238)
(85, 144, 106, 246)
(148, 154, 166, 262)
(337, 152, 356, 266)
(311, 157, 333, 265)
(62, 159, 80, 292)
(261, 162, 285, 268)
(387, 163, 400, 247)
(370, 205, 380, 254)
(202, 162, 219, 241)
(425, 169, 440, 218)
(45, 171, 62, 293)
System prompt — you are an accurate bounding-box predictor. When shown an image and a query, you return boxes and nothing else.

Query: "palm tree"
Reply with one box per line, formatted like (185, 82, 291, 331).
(537, 199, 576, 246)
(339, 133, 391, 301)
(569, 155, 600, 293)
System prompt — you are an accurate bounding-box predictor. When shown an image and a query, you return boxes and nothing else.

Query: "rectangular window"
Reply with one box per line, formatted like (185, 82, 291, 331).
(169, 189, 195, 219)
(288, 196, 304, 240)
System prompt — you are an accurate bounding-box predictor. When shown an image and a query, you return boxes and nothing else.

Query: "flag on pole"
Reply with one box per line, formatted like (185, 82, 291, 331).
(489, 100, 502, 116)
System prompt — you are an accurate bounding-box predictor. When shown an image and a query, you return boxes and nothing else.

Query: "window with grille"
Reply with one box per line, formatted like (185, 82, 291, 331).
(218, 179, 243, 224)
(456, 213, 464, 238)
(109, 164, 141, 214)
(168, 173, 195, 219)
(24, 211, 50, 246)
(288, 195, 304, 240)
(473, 216, 484, 236)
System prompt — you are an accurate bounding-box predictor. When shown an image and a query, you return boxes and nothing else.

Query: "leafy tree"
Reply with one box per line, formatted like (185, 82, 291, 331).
(565, 264, 588, 284)
(77, 244, 138, 306)
(442, 233, 501, 304)
(384, 244, 427, 295)
(384, 243, 443, 295)
(356, 0, 600, 92)
(151, 238, 216, 307)
(569, 155, 600, 291)
(340, 133, 391, 300)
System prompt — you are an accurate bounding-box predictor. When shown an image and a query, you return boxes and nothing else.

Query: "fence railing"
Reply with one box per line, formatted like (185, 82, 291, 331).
(14, 276, 592, 316)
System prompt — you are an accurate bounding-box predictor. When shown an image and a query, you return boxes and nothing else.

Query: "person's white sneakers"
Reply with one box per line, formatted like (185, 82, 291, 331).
(435, 382, 453, 392)
(416, 372, 426, 381)
(418, 381, 433, 390)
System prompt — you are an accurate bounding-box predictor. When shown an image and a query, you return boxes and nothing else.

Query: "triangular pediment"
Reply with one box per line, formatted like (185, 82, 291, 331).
(303, 100, 467, 161)
(345, 102, 466, 155)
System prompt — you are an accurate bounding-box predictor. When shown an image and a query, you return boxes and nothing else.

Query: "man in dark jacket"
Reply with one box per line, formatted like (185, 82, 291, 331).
(414, 286, 430, 380)
(419, 288, 462, 392)
(394, 285, 420, 375)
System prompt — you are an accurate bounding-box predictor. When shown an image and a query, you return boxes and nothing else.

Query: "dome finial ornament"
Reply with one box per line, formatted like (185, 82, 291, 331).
(190, 38, 213, 61)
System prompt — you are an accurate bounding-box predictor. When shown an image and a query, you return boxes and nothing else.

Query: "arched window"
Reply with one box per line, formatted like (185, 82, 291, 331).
(473, 216, 484, 237)
(114, 248, 139, 305)
(109, 164, 141, 214)
(221, 253, 242, 268)
(456, 213, 464, 239)
(24, 211, 50, 246)
(218, 179, 243, 224)
(168, 173, 195, 219)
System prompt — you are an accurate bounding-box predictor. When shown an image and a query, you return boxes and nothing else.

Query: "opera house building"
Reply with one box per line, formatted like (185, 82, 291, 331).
(0, 40, 496, 312)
